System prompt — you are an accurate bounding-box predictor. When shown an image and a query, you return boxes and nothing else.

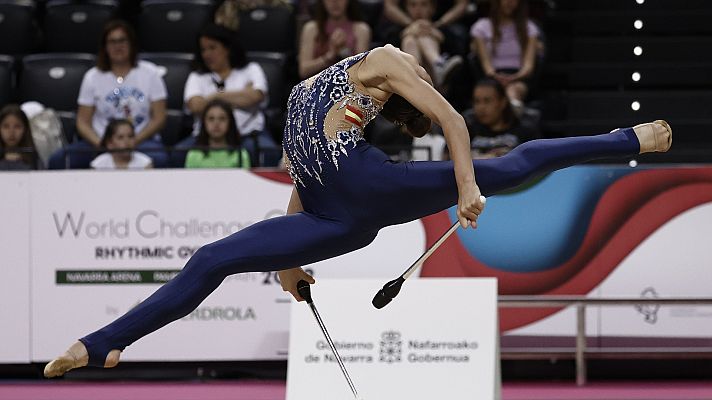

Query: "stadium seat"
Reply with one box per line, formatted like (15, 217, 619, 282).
(247, 51, 288, 110)
(161, 108, 190, 147)
(139, 52, 194, 110)
(548, 36, 712, 63)
(0, 1, 37, 54)
(543, 62, 712, 90)
(56, 110, 77, 143)
(555, 0, 710, 11)
(0, 55, 14, 107)
(238, 6, 296, 53)
(546, 10, 712, 36)
(356, 0, 383, 32)
(247, 51, 290, 141)
(137, 0, 213, 53)
(43, 0, 119, 53)
(18, 53, 96, 112)
(543, 90, 712, 121)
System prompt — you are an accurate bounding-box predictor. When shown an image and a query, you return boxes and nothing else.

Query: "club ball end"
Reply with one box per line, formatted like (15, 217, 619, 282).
(372, 290, 393, 309)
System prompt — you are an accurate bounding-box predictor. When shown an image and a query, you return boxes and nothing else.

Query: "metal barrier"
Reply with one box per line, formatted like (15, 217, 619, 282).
(498, 296, 712, 385)
(59, 144, 436, 168)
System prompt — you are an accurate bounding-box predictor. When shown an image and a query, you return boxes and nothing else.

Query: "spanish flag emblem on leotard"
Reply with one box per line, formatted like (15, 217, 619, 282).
(344, 104, 364, 128)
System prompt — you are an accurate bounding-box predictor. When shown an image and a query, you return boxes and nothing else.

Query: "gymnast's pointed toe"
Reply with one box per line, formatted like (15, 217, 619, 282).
(633, 120, 672, 154)
(43, 341, 90, 378)
(44, 356, 79, 378)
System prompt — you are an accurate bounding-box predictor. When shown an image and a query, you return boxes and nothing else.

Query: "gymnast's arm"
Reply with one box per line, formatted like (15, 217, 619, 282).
(361, 46, 484, 227)
(277, 188, 316, 301)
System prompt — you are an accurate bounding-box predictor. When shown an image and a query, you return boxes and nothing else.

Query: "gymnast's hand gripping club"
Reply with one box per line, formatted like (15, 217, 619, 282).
(372, 196, 486, 309)
(297, 280, 362, 400)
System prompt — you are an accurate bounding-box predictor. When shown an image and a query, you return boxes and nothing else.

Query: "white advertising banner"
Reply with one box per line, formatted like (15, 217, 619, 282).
(286, 279, 499, 400)
(0, 174, 31, 363)
(510, 204, 712, 340)
(11, 167, 712, 364)
(29, 170, 425, 362)
(598, 203, 712, 337)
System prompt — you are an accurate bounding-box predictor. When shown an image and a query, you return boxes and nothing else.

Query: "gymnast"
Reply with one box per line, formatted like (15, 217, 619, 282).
(44, 44, 671, 377)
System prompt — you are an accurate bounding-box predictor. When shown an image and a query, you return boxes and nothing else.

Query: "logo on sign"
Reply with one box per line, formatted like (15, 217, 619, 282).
(379, 331, 402, 363)
(635, 287, 660, 324)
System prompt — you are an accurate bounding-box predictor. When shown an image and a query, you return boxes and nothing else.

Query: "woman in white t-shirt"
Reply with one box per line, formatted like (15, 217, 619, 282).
(470, 0, 540, 105)
(91, 119, 152, 170)
(176, 23, 279, 166)
(48, 20, 168, 169)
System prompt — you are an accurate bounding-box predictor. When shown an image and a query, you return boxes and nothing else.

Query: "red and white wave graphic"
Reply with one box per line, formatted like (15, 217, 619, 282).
(419, 168, 712, 330)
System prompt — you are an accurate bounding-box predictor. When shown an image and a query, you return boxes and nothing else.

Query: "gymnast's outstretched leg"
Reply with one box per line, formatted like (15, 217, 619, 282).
(366, 122, 671, 227)
(44, 212, 378, 377)
(44, 122, 671, 376)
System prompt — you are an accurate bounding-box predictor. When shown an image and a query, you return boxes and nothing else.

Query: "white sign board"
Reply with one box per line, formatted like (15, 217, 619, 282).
(29, 170, 425, 362)
(0, 174, 31, 363)
(287, 279, 499, 400)
(598, 203, 712, 337)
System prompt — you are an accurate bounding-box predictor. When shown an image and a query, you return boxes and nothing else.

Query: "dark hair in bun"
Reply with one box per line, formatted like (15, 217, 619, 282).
(380, 94, 431, 138)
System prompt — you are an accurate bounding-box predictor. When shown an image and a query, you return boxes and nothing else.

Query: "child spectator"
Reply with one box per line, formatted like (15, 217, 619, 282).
(179, 24, 278, 166)
(470, 0, 540, 106)
(0, 104, 39, 170)
(48, 19, 168, 169)
(185, 99, 251, 168)
(298, 0, 371, 78)
(90, 119, 152, 169)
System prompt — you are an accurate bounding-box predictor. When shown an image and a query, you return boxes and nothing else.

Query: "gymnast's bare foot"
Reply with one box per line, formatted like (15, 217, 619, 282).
(633, 120, 672, 154)
(43, 341, 121, 378)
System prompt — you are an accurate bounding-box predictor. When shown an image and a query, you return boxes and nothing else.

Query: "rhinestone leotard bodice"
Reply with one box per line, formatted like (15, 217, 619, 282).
(283, 51, 383, 187)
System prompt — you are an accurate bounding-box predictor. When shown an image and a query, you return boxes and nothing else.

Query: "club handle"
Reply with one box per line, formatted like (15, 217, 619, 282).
(402, 196, 486, 280)
(296, 280, 313, 303)
(402, 221, 459, 280)
(401, 196, 487, 279)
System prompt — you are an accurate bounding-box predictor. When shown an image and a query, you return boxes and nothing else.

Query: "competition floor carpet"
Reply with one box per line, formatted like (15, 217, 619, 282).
(1, 381, 712, 400)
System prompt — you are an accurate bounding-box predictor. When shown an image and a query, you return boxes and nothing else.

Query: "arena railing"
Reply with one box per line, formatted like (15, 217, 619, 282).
(498, 296, 712, 385)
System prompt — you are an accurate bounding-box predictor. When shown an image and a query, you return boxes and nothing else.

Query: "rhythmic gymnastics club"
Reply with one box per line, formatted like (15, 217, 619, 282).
(297, 280, 363, 400)
(371, 196, 486, 309)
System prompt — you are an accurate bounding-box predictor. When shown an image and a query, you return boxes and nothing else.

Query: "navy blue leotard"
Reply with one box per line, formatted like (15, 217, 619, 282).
(79, 51, 640, 366)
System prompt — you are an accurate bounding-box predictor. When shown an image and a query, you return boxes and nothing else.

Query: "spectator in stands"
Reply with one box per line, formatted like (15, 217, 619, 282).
(213, 0, 292, 30)
(185, 99, 251, 168)
(383, 0, 466, 90)
(90, 119, 152, 169)
(0, 104, 38, 170)
(298, 0, 371, 78)
(180, 23, 278, 166)
(463, 78, 538, 158)
(470, 0, 540, 107)
(47, 19, 168, 169)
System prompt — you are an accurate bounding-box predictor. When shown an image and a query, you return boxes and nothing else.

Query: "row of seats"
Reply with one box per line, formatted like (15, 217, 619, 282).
(537, 0, 712, 158)
(554, 0, 712, 11)
(0, 51, 293, 145)
(0, 0, 297, 54)
(11, 35, 703, 115)
(0, 51, 291, 110)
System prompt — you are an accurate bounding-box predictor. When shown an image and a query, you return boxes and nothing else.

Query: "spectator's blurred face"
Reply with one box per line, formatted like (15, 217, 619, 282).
(204, 106, 230, 142)
(107, 124, 135, 156)
(0, 115, 24, 148)
(323, 0, 348, 19)
(473, 85, 507, 127)
(105, 28, 131, 65)
(500, 0, 520, 17)
(405, 0, 434, 20)
(200, 37, 231, 72)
